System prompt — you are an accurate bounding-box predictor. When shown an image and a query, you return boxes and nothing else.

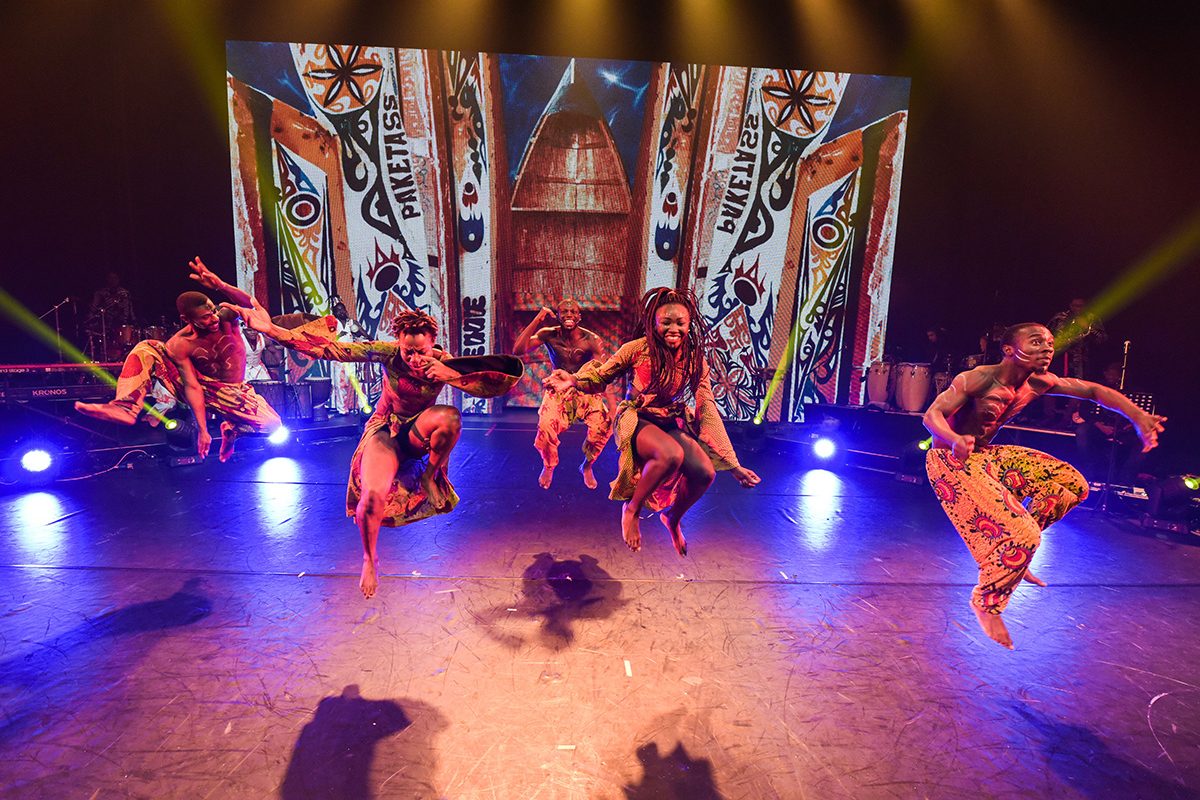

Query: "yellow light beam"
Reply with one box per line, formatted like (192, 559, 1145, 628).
(1053, 207, 1200, 350)
(0, 286, 170, 423)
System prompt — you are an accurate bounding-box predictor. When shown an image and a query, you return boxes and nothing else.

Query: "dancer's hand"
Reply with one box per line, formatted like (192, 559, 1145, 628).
(952, 435, 976, 461)
(417, 357, 460, 382)
(188, 256, 224, 291)
(545, 369, 575, 392)
(219, 297, 272, 333)
(537, 306, 556, 322)
(1135, 412, 1166, 452)
(731, 466, 760, 488)
(196, 427, 212, 459)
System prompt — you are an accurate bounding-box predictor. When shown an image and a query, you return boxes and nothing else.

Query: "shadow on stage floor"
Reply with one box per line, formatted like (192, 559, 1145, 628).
(0, 424, 1197, 798)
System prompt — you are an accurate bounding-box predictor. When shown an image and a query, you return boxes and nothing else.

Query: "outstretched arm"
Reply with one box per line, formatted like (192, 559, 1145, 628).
(166, 346, 211, 459)
(222, 297, 394, 364)
(513, 307, 556, 355)
(695, 366, 760, 486)
(1048, 376, 1166, 451)
(189, 256, 254, 307)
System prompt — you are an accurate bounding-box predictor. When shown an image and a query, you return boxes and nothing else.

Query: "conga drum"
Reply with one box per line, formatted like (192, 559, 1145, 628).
(895, 362, 933, 412)
(866, 361, 892, 407)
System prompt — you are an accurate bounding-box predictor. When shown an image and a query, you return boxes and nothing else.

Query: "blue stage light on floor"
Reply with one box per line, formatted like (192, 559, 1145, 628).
(268, 426, 291, 445)
(20, 449, 53, 473)
(812, 437, 837, 460)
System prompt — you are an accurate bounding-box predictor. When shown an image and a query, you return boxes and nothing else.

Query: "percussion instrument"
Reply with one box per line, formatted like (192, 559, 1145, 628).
(865, 361, 892, 407)
(895, 362, 933, 412)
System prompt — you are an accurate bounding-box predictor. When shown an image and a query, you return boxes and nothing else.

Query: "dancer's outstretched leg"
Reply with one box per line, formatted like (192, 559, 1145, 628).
(355, 431, 402, 599)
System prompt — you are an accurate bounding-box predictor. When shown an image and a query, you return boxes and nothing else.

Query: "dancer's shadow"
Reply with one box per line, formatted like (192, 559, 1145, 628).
(623, 741, 721, 799)
(280, 685, 447, 800)
(477, 553, 626, 650)
(0, 577, 212, 742)
(1012, 702, 1192, 799)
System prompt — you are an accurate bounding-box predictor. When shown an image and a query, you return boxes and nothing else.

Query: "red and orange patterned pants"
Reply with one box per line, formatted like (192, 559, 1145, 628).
(535, 386, 613, 469)
(926, 445, 1088, 614)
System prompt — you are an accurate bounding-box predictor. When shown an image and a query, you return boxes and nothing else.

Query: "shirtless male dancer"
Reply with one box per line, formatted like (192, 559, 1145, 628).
(513, 300, 613, 489)
(923, 322, 1165, 649)
(76, 257, 282, 461)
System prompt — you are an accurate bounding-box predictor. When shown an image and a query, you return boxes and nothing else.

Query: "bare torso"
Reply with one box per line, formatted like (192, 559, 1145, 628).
(936, 365, 1055, 448)
(542, 327, 601, 373)
(169, 322, 248, 383)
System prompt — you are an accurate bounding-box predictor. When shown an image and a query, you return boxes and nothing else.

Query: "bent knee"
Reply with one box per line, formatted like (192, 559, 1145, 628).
(658, 445, 685, 472)
(431, 405, 462, 431)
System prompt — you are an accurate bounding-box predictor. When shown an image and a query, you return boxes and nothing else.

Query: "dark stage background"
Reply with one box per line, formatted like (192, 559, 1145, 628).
(2, 0, 1197, 466)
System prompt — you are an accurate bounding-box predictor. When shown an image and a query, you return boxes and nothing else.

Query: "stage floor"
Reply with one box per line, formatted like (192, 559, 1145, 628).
(1, 423, 1198, 799)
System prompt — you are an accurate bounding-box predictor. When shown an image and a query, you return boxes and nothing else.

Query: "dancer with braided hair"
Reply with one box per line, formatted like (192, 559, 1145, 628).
(226, 298, 522, 598)
(547, 288, 760, 556)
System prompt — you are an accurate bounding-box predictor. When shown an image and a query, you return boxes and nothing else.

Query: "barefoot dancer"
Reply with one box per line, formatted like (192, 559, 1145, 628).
(75, 257, 282, 461)
(228, 298, 521, 598)
(512, 300, 614, 489)
(924, 322, 1165, 649)
(546, 288, 760, 556)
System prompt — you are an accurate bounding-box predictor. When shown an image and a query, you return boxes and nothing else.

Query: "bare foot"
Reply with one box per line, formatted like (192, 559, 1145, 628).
(620, 502, 642, 552)
(218, 422, 238, 463)
(360, 559, 379, 599)
(539, 466, 554, 489)
(659, 512, 687, 557)
(75, 401, 137, 426)
(579, 461, 597, 490)
(1023, 570, 1047, 587)
(971, 602, 1014, 650)
(420, 468, 451, 511)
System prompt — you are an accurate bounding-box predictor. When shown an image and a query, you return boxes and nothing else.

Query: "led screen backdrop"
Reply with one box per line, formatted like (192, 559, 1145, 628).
(226, 42, 909, 420)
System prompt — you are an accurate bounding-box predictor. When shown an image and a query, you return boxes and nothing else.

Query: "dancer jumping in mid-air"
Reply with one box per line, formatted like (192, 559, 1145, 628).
(923, 322, 1165, 649)
(75, 257, 282, 461)
(227, 297, 521, 598)
(547, 288, 760, 556)
(513, 300, 613, 489)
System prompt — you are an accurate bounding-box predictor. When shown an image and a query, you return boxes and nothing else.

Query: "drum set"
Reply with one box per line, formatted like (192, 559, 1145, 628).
(86, 318, 172, 362)
(864, 360, 952, 413)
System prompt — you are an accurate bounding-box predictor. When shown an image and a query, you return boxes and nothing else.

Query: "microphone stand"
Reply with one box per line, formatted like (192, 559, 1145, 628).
(38, 296, 73, 363)
(1100, 340, 1131, 513)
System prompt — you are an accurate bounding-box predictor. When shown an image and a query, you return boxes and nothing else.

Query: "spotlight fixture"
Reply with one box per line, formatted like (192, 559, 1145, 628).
(1142, 475, 1199, 534)
(20, 449, 53, 473)
(812, 437, 837, 460)
(268, 426, 291, 445)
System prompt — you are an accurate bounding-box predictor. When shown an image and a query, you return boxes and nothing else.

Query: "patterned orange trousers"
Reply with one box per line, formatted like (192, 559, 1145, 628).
(114, 340, 281, 434)
(926, 445, 1088, 614)
(534, 386, 612, 468)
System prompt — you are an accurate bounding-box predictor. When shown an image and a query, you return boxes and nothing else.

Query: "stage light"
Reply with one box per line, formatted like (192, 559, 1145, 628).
(20, 449, 53, 473)
(812, 437, 837, 460)
(268, 426, 291, 445)
(1142, 475, 1200, 534)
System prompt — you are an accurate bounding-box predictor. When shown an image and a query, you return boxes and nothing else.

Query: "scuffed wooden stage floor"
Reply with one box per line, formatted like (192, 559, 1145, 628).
(1, 421, 1197, 798)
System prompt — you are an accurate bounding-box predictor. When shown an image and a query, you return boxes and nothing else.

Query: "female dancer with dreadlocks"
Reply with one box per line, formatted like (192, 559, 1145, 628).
(547, 288, 761, 556)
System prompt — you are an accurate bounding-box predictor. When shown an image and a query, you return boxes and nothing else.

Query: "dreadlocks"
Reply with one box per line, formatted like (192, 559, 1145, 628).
(638, 287, 707, 402)
(387, 309, 439, 340)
